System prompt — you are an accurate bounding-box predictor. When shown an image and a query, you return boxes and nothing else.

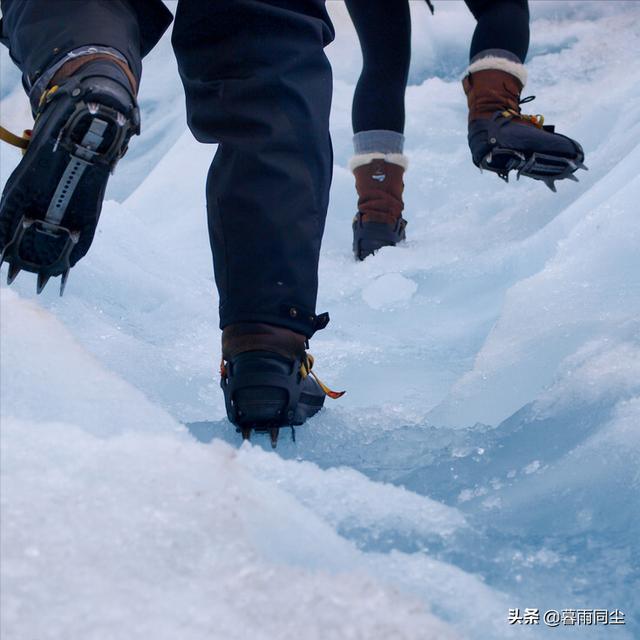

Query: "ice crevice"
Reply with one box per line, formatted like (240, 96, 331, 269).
(1, 3, 639, 638)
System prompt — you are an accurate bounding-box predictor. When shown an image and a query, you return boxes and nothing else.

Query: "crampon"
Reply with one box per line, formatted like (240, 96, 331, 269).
(0, 60, 139, 294)
(470, 108, 588, 192)
(221, 351, 344, 448)
(478, 146, 588, 192)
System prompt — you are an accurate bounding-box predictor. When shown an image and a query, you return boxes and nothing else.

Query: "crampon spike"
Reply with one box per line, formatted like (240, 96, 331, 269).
(544, 178, 557, 193)
(567, 173, 580, 183)
(7, 262, 21, 285)
(59, 269, 70, 296)
(241, 428, 251, 442)
(575, 160, 589, 171)
(270, 427, 279, 449)
(36, 272, 50, 294)
(0, 248, 6, 268)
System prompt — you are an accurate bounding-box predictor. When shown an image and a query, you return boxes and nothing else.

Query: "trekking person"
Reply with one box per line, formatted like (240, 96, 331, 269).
(0, 0, 343, 447)
(346, 0, 586, 260)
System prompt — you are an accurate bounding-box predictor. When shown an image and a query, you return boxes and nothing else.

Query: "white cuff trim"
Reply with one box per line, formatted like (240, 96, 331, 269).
(466, 56, 527, 86)
(349, 153, 409, 172)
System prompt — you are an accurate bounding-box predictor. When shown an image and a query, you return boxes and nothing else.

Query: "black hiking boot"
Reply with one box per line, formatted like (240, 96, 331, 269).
(0, 57, 139, 294)
(220, 323, 344, 447)
(353, 211, 407, 262)
(467, 112, 587, 192)
(463, 63, 586, 191)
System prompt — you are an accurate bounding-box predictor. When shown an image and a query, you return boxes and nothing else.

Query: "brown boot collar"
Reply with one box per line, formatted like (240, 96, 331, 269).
(50, 54, 138, 95)
(222, 323, 306, 361)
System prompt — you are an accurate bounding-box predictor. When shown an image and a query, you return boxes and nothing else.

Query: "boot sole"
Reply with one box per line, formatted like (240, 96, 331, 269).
(0, 87, 135, 293)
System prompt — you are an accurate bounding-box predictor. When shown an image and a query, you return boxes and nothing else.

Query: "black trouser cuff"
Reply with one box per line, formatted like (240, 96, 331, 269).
(220, 309, 330, 340)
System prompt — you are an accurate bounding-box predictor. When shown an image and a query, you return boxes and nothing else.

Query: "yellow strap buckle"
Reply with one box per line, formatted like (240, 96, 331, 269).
(502, 108, 545, 129)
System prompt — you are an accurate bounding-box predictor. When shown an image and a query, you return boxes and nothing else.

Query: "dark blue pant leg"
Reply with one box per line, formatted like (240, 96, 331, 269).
(172, 0, 335, 338)
(0, 0, 172, 95)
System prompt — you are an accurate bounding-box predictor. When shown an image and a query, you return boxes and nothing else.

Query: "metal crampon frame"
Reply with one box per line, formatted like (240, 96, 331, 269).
(480, 147, 588, 192)
(1, 98, 136, 295)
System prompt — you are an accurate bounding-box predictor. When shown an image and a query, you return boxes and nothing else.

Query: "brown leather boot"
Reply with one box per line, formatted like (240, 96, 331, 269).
(462, 53, 586, 190)
(222, 322, 306, 361)
(350, 154, 408, 261)
(220, 323, 344, 446)
(463, 67, 525, 123)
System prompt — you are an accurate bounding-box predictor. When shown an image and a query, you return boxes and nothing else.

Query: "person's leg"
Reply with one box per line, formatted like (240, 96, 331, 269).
(0, 0, 172, 292)
(462, 0, 585, 189)
(171, 0, 340, 440)
(172, 0, 333, 339)
(346, 0, 410, 137)
(345, 0, 411, 260)
(0, 0, 171, 111)
(466, 0, 529, 63)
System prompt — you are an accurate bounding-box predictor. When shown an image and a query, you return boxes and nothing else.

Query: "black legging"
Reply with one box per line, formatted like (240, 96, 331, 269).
(346, 0, 530, 134)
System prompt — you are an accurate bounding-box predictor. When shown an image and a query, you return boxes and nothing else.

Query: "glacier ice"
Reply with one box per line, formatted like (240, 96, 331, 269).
(1, 2, 639, 638)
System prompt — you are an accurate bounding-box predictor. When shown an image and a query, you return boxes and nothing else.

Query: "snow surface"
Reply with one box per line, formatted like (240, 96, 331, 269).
(1, 2, 639, 638)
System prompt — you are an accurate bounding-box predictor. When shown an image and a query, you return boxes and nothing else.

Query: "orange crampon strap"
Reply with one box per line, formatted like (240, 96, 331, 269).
(0, 126, 31, 153)
(502, 108, 545, 129)
(0, 85, 58, 156)
(300, 354, 345, 399)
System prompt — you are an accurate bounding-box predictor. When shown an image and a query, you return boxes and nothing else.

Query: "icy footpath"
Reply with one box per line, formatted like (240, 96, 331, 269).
(1, 2, 640, 638)
(323, 3, 640, 428)
(1, 289, 467, 640)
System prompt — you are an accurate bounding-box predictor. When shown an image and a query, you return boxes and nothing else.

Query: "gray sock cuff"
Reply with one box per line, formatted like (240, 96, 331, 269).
(353, 130, 405, 155)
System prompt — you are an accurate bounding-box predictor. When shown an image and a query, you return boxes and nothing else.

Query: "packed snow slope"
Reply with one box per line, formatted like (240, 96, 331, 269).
(1, 2, 639, 639)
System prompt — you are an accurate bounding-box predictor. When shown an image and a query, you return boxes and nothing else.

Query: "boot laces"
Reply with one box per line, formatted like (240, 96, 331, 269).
(502, 94, 545, 128)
